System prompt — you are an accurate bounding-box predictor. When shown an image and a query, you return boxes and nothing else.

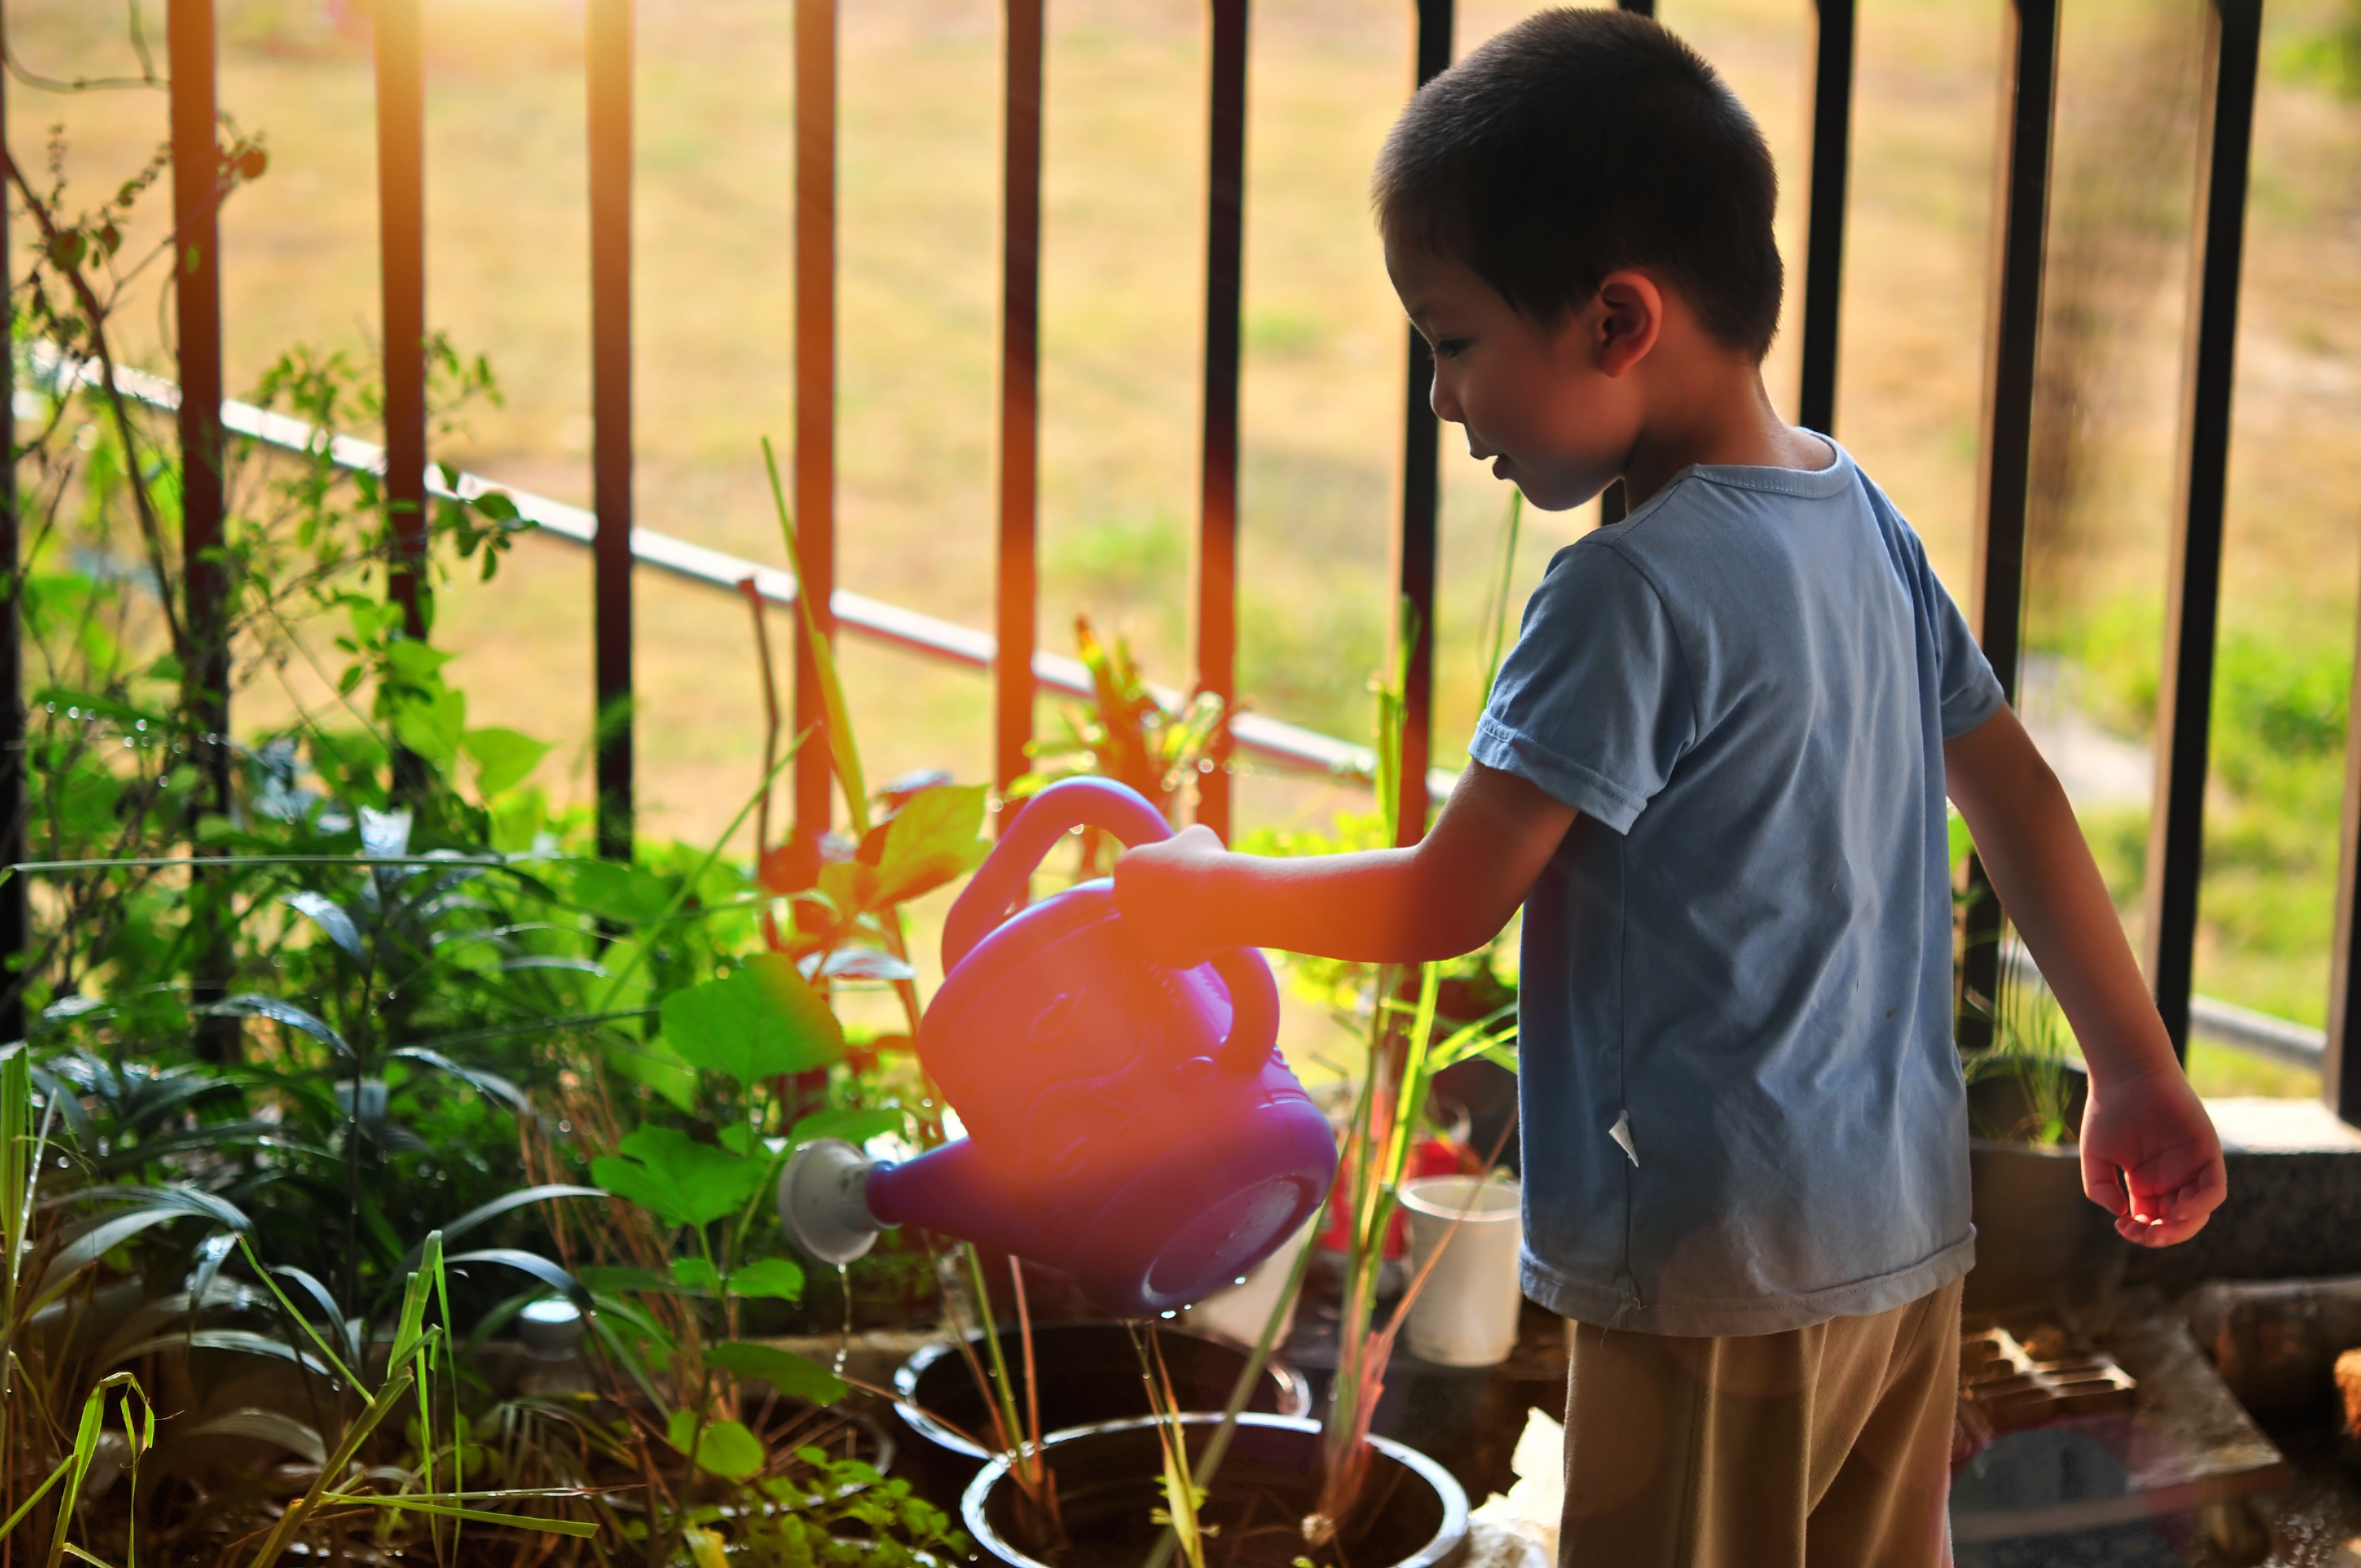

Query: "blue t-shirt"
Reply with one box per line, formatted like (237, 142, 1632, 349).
(1470, 443, 2005, 1337)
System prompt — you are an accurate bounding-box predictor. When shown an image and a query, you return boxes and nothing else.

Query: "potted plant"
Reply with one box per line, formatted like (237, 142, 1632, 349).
(1955, 821, 2127, 1321)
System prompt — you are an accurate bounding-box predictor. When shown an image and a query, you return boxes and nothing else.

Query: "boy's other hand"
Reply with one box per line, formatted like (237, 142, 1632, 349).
(2078, 1067, 2226, 1247)
(1112, 824, 1230, 968)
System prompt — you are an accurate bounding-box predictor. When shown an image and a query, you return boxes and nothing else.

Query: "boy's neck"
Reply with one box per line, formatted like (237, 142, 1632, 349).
(1620, 360, 1832, 512)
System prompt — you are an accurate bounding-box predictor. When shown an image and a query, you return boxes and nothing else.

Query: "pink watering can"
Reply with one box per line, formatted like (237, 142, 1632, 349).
(778, 777, 1337, 1316)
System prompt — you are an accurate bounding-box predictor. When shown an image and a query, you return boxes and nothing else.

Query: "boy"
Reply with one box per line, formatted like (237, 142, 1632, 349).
(1112, 11, 2226, 1566)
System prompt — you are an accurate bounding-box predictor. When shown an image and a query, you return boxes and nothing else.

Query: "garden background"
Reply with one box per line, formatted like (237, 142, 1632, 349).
(12, 0, 2361, 1094)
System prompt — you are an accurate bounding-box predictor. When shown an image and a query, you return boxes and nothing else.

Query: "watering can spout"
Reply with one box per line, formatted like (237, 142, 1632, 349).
(776, 1138, 1059, 1267)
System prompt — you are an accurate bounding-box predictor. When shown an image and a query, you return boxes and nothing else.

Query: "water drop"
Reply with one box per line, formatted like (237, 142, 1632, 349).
(835, 1262, 853, 1378)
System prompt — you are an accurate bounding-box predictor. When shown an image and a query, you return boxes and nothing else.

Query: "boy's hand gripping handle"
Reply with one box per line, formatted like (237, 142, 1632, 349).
(942, 777, 1277, 1074)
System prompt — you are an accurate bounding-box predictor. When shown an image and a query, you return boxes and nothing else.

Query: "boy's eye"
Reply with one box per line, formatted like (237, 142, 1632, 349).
(1433, 338, 1470, 360)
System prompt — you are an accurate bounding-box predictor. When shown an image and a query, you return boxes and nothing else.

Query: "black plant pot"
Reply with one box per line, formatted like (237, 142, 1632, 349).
(896, 1321, 1312, 1507)
(962, 1413, 1467, 1568)
(1964, 1068, 2127, 1319)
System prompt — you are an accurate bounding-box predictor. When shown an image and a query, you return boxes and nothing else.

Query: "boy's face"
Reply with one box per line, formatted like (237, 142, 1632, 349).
(1384, 239, 1647, 512)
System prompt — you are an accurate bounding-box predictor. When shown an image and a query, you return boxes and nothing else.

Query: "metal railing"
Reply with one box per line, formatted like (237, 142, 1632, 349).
(6, 0, 2350, 1115)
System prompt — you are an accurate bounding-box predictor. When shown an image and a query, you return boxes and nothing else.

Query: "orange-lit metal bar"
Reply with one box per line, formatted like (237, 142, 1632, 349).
(795, 0, 838, 840)
(1392, 0, 1451, 846)
(170, 0, 237, 1060)
(1194, 0, 1249, 842)
(1960, 0, 2059, 1052)
(170, 0, 229, 814)
(588, 0, 634, 858)
(995, 0, 1045, 803)
(374, 0, 428, 644)
(1796, 0, 1854, 435)
(0, 13, 20, 1042)
(2150, 0, 2260, 1064)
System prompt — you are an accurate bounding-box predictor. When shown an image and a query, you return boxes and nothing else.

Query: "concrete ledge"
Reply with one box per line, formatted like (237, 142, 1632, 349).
(2125, 1099, 2361, 1294)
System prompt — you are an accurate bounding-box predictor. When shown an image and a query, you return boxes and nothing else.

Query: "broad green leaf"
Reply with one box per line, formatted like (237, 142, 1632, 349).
(790, 1107, 905, 1148)
(605, 1035, 696, 1113)
(873, 785, 988, 905)
(666, 1411, 766, 1482)
(704, 1341, 847, 1405)
(568, 861, 674, 925)
(591, 1127, 765, 1228)
(462, 727, 551, 797)
(659, 954, 844, 1090)
(392, 687, 466, 774)
(725, 1257, 806, 1302)
(815, 860, 882, 919)
(280, 891, 363, 962)
(670, 1256, 721, 1294)
(383, 638, 456, 685)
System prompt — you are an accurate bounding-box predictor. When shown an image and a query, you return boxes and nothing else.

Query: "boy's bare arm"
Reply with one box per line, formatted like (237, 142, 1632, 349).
(1945, 707, 2227, 1247)
(1112, 762, 1576, 967)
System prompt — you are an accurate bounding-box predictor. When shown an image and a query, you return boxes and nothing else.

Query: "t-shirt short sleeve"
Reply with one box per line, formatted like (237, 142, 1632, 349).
(1897, 524, 2007, 739)
(1469, 543, 1694, 833)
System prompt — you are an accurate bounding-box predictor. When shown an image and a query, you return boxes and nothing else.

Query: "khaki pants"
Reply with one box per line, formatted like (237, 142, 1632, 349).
(1559, 1278, 1962, 1568)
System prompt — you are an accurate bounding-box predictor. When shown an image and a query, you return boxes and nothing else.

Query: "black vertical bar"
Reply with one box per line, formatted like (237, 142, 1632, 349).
(793, 0, 837, 842)
(170, 0, 235, 1060)
(2147, 0, 2260, 1060)
(1960, 0, 2060, 1052)
(1194, 0, 1248, 842)
(589, 0, 633, 861)
(995, 0, 1043, 805)
(2332, 571, 2361, 1120)
(375, 0, 428, 645)
(1797, 0, 1855, 435)
(0, 28, 21, 1044)
(1392, 0, 1451, 847)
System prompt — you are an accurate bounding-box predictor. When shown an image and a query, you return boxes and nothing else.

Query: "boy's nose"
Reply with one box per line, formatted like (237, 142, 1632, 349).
(1428, 373, 1462, 425)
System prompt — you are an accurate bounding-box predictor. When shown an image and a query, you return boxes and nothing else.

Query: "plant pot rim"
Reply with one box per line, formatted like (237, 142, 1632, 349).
(1967, 1137, 2082, 1159)
(895, 1322, 1314, 1460)
(959, 1412, 1468, 1568)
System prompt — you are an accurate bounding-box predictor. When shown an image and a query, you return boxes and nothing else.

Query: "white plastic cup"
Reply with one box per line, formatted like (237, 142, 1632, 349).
(1399, 1176, 1524, 1367)
(1184, 1218, 1315, 1347)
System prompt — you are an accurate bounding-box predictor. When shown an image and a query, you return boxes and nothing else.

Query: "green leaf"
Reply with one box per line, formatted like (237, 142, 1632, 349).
(469, 489, 523, 522)
(568, 861, 674, 925)
(383, 638, 455, 685)
(590, 1127, 765, 1229)
(666, 1411, 766, 1482)
(704, 1341, 847, 1406)
(725, 1257, 806, 1302)
(392, 687, 466, 774)
(790, 1107, 905, 1148)
(461, 727, 551, 797)
(659, 954, 844, 1090)
(873, 784, 989, 905)
(670, 1256, 721, 1294)
(605, 1035, 696, 1113)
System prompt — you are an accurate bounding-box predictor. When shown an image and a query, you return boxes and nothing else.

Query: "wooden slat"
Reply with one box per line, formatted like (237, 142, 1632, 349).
(1960, 0, 2060, 1053)
(374, 0, 428, 643)
(588, 0, 634, 859)
(2148, 0, 2261, 1060)
(794, 0, 837, 841)
(1796, 0, 1855, 436)
(1392, 0, 1452, 847)
(995, 0, 1044, 804)
(1194, 0, 1249, 841)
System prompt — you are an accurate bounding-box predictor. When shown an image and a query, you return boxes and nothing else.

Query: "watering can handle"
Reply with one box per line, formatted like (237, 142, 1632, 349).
(942, 777, 1279, 1075)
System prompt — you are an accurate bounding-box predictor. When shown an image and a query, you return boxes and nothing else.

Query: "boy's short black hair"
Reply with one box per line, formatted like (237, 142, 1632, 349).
(1375, 9, 1782, 360)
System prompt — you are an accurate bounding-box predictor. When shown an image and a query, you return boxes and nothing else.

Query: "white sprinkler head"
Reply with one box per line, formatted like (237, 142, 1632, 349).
(777, 1137, 886, 1264)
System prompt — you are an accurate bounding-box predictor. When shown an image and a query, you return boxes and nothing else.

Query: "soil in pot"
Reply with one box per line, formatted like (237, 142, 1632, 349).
(965, 1413, 1466, 1568)
(897, 1321, 1310, 1503)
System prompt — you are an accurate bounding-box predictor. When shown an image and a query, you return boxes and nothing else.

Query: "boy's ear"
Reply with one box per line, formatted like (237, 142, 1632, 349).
(1592, 271, 1663, 378)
